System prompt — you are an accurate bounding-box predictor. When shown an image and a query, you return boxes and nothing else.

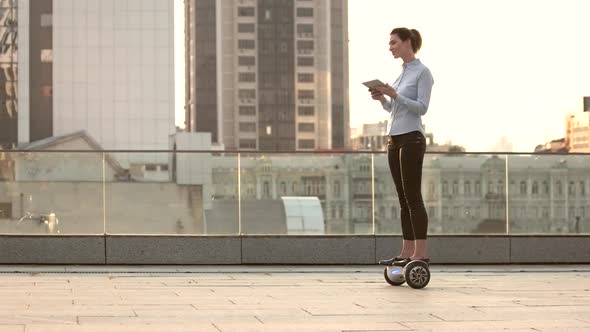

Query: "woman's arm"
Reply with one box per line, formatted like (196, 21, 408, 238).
(394, 69, 434, 116)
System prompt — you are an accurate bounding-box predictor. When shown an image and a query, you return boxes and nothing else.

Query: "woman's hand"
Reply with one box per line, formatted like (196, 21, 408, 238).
(374, 84, 398, 99)
(369, 88, 383, 101)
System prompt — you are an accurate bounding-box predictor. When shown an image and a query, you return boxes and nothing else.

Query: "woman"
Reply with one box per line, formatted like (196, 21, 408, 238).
(370, 27, 434, 266)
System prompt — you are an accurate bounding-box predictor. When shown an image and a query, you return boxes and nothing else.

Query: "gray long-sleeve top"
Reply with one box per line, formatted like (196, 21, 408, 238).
(382, 59, 434, 136)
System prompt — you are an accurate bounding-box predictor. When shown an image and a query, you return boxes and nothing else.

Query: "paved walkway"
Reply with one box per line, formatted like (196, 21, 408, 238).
(0, 265, 588, 332)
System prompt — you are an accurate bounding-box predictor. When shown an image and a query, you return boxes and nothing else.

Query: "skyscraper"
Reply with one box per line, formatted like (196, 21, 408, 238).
(185, 0, 350, 151)
(0, 0, 18, 149)
(3, 0, 175, 165)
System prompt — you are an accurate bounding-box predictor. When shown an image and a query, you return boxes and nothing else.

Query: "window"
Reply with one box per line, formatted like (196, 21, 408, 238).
(542, 207, 549, 218)
(475, 181, 481, 195)
(333, 180, 341, 197)
(239, 89, 256, 99)
(292, 181, 299, 194)
(520, 181, 527, 195)
(40, 13, 52, 27)
(280, 182, 286, 195)
(238, 39, 255, 49)
(238, 23, 255, 33)
(298, 106, 314, 116)
(239, 73, 255, 82)
(238, 7, 255, 16)
(532, 181, 539, 195)
(463, 181, 471, 195)
(392, 207, 398, 219)
(298, 139, 315, 149)
(581, 181, 586, 196)
(297, 24, 314, 34)
(543, 181, 549, 194)
(298, 90, 314, 100)
(239, 106, 256, 116)
(41, 49, 53, 63)
(239, 122, 256, 132)
(497, 180, 504, 194)
(429, 181, 435, 195)
(569, 181, 576, 196)
(263, 181, 270, 198)
(41, 85, 52, 97)
(297, 40, 314, 52)
(556, 181, 562, 195)
(298, 123, 314, 132)
(296, 7, 313, 17)
(442, 181, 448, 195)
(145, 164, 157, 171)
(297, 73, 314, 83)
(452, 181, 458, 195)
(0, 202, 11, 218)
(297, 57, 314, 66)
(160, 164, 169, 171)
(239, 139, 256, 149)
(238, 56, 255, 66)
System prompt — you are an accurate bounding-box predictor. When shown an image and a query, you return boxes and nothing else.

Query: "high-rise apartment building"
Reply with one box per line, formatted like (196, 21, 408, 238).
(185, 0, 350, 150)
(0, 0, 18, 149)
(1, 0, 175, 165)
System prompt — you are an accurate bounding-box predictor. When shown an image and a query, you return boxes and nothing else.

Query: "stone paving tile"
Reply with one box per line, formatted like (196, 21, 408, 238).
(26, 323, 218, 332)
(0, 316, 77, 325)
(0, 265, 589, 331)
(403, 319, 590, 331)
(0, 326, 23, 332)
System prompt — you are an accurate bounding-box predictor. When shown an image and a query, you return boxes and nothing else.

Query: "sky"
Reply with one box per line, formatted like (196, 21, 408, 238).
(174, 0, 590, 152)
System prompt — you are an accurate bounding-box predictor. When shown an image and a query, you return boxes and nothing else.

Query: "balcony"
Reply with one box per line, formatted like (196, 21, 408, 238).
(0, 149, 589, 264)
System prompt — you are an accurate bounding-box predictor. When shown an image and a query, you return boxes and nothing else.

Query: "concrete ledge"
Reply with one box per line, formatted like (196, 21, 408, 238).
(427, 236, 510, 264)
(0, 235, 589, 264)
(510, 236, 590, 263)
(377, 236, 510, 264)
(0, 235, 105, 264)
(105, 236, 241, 264)
(242, 236, 375, 264)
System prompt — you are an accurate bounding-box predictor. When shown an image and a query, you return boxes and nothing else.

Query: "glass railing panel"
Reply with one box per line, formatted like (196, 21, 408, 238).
(375, 152, 507, 235)
(238, 152, 365, 235)
(105, 151, 238, 235)
(0, 151, 104, 234)
(507, 154, 589, 234)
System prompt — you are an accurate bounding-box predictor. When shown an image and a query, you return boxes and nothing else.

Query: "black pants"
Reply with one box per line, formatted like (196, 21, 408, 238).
(387, 131, 428, 240)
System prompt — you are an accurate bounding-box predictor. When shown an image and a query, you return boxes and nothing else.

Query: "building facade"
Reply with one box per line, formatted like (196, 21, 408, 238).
(185, 0, 350, 151)
(0, 0, 18, 149)
(209, 154, 589, 235)
(566, 113, 590, 152)
(6, 0, 175, 166)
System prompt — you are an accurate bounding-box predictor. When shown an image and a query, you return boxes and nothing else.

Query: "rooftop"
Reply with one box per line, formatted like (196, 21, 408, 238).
(1, 265, 589, 331)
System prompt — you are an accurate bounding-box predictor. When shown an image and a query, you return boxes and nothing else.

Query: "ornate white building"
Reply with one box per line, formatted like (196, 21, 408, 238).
(210, 153, 590, 234)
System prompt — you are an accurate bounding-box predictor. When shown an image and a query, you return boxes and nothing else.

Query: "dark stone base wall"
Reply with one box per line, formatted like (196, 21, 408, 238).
(1, 235, 589, 264)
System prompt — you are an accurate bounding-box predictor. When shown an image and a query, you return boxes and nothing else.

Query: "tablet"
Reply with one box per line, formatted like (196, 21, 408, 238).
(362, 79, 386, 89)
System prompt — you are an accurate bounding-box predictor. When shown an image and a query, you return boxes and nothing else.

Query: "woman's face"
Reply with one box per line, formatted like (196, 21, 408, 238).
(389, 33, 411, 59)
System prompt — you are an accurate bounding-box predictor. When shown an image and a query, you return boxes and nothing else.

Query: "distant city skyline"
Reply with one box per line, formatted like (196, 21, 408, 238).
(174, 0, 590, 152)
